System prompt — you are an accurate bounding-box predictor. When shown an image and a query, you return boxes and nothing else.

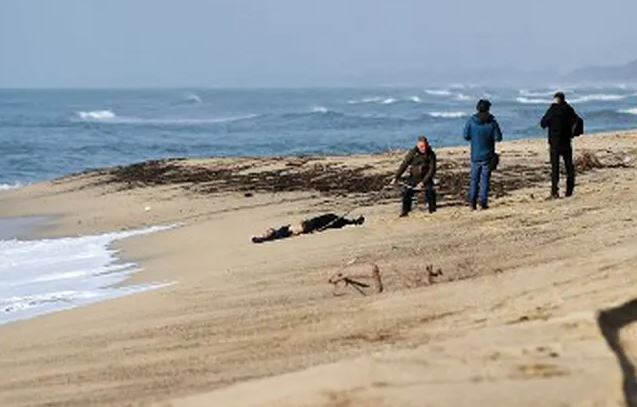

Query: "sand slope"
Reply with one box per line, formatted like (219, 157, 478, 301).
(0, 132, 636, 406)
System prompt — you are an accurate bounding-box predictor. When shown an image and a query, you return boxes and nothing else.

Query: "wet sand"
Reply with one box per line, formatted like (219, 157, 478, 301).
(0, 216, 48, 240)
(0, 131, 636, 406)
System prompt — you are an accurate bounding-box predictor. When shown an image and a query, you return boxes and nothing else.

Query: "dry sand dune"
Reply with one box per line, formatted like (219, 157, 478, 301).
(1, 131, 636, 406)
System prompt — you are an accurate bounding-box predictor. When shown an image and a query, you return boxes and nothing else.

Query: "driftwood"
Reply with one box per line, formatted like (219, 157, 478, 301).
(329, 263, 383, 296)
(426, 264, 443, 285)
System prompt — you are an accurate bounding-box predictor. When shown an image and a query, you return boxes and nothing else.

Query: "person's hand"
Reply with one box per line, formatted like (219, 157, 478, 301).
(415, 182, 424, 190)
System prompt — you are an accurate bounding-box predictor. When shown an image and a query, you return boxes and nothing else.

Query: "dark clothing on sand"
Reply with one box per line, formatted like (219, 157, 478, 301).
(550, 146, 575, 197)
(301, 213, 358, 233)
(395, 147, 437, 185)
(402, 180, 436, 215)
(541, 102, 580, 196)
(252, 213, 364, 244)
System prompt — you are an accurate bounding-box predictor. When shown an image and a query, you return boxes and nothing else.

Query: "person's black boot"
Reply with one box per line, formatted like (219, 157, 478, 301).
(427, 191, 437, 213)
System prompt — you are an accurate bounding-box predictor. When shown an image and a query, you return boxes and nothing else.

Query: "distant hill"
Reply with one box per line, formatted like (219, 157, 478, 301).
(567, 59, 637, 83)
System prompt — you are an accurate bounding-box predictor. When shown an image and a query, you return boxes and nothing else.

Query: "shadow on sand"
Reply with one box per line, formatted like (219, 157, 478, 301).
(598, 299, 637, 407)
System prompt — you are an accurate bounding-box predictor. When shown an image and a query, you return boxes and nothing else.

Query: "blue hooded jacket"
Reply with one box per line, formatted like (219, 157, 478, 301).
(463, 113, 503, 163)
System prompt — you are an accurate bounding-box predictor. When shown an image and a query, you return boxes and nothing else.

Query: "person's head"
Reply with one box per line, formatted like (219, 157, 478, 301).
(554, 92, 566, 104)
(416, 136, 429, 153)
(476, 99, 492, 113)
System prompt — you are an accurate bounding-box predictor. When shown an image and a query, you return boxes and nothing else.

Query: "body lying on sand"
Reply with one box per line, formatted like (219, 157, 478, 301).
(254, 92, 583, 242)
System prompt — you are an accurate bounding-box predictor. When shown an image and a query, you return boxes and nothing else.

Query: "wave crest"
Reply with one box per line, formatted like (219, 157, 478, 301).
(347, 97, 383, 104)
(76, 110, 116, 120)
(425, 89, 452, 96)
(311, 106, 330, 114)
(0, 182, 23, 191)
(571, 94, 626, 103)
(516, 97, 553, 104)
(429, 111, 468, 119)
(618, 108, 637, 115)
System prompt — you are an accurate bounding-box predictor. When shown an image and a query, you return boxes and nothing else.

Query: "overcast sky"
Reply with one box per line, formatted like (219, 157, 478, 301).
(1, 0, 635, 87)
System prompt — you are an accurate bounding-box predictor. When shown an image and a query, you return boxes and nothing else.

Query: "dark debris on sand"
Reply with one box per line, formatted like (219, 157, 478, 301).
(86, 150, 632, 207)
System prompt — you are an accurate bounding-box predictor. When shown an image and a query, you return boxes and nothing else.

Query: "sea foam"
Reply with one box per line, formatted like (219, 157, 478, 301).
(311, 106, 330, 114)
(571, 94, 626, 103)
(425, 89, 452, 96)
(0, 225, 174, 324)
(429, 111, 468, 119)
(346, 97, 384, 104)
(76, 110, 116, 120)
(0, 182, 23, 191)
(618, 108, 637, 115)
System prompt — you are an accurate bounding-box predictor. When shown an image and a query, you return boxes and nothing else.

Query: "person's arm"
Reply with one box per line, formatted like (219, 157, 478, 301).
(493, 119, 503, 142)
(463, 120, 472, 141)
(394, 150, 414, 181)
(422, 151, 436, 184)
(540, 107, 552, 129)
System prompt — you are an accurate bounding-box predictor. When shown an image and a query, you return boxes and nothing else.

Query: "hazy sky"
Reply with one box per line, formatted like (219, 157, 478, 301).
(1, 0, 635, 87)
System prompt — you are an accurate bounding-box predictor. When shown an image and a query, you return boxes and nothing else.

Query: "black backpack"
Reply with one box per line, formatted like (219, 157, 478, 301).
(572, 115, 584, 138)
(489, 152, 500, 171)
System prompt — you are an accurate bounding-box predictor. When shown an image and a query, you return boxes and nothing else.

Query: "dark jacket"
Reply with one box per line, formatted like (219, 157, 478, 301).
(395, 146, 436, 184)
(463, 113, 503, 163)
(541, 102, 578, 150)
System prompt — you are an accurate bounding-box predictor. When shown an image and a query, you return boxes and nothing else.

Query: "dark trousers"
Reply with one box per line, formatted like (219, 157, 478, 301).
(469, 160, 492, 207)
(402, 180, 436, 214)
(550, 146, 575, 196)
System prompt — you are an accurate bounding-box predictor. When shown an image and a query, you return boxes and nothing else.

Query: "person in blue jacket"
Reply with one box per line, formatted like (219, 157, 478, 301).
(463, 99, 503, 210)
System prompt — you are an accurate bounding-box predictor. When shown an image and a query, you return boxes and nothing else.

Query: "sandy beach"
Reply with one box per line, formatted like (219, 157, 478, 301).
(1, 130, 637, 406)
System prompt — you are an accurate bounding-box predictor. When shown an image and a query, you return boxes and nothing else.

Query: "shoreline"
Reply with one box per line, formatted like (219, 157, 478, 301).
(1, 130, 637, 406)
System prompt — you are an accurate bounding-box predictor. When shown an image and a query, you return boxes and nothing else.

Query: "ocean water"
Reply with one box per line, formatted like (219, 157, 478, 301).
(0, 221, 174, 325)
(1, 86, 637, 187)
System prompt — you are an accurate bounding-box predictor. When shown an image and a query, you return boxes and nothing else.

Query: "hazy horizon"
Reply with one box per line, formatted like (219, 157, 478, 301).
(1, 0, 636, 88)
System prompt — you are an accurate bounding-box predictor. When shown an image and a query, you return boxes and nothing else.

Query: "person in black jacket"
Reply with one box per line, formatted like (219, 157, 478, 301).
(541, 92, 580, 198)
(390, 136, 437, 216)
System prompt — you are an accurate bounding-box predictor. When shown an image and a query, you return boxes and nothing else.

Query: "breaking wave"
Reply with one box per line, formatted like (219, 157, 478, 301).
(74, 112, 259, 125)
(76, 110, 116, 120)
(571, 94, 626, 103)
(0, 225, 175, 324)
(429, 111, 468, 119)
(454, 93, 473, 101)
(0, 183, 24, 191)
(183, 93, 202, 103)
(618, 108, 637, 115)
(516, 97, 555, 104)
(311, 106, 330, 114)
(519, 89, 558, 98)
(425, 89, 452, 96)
(347, 97, 384, 104)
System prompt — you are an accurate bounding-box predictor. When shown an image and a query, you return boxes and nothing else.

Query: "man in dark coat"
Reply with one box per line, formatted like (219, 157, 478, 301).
(391, 136, 437, 216)
(541, 92, 581, 198)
